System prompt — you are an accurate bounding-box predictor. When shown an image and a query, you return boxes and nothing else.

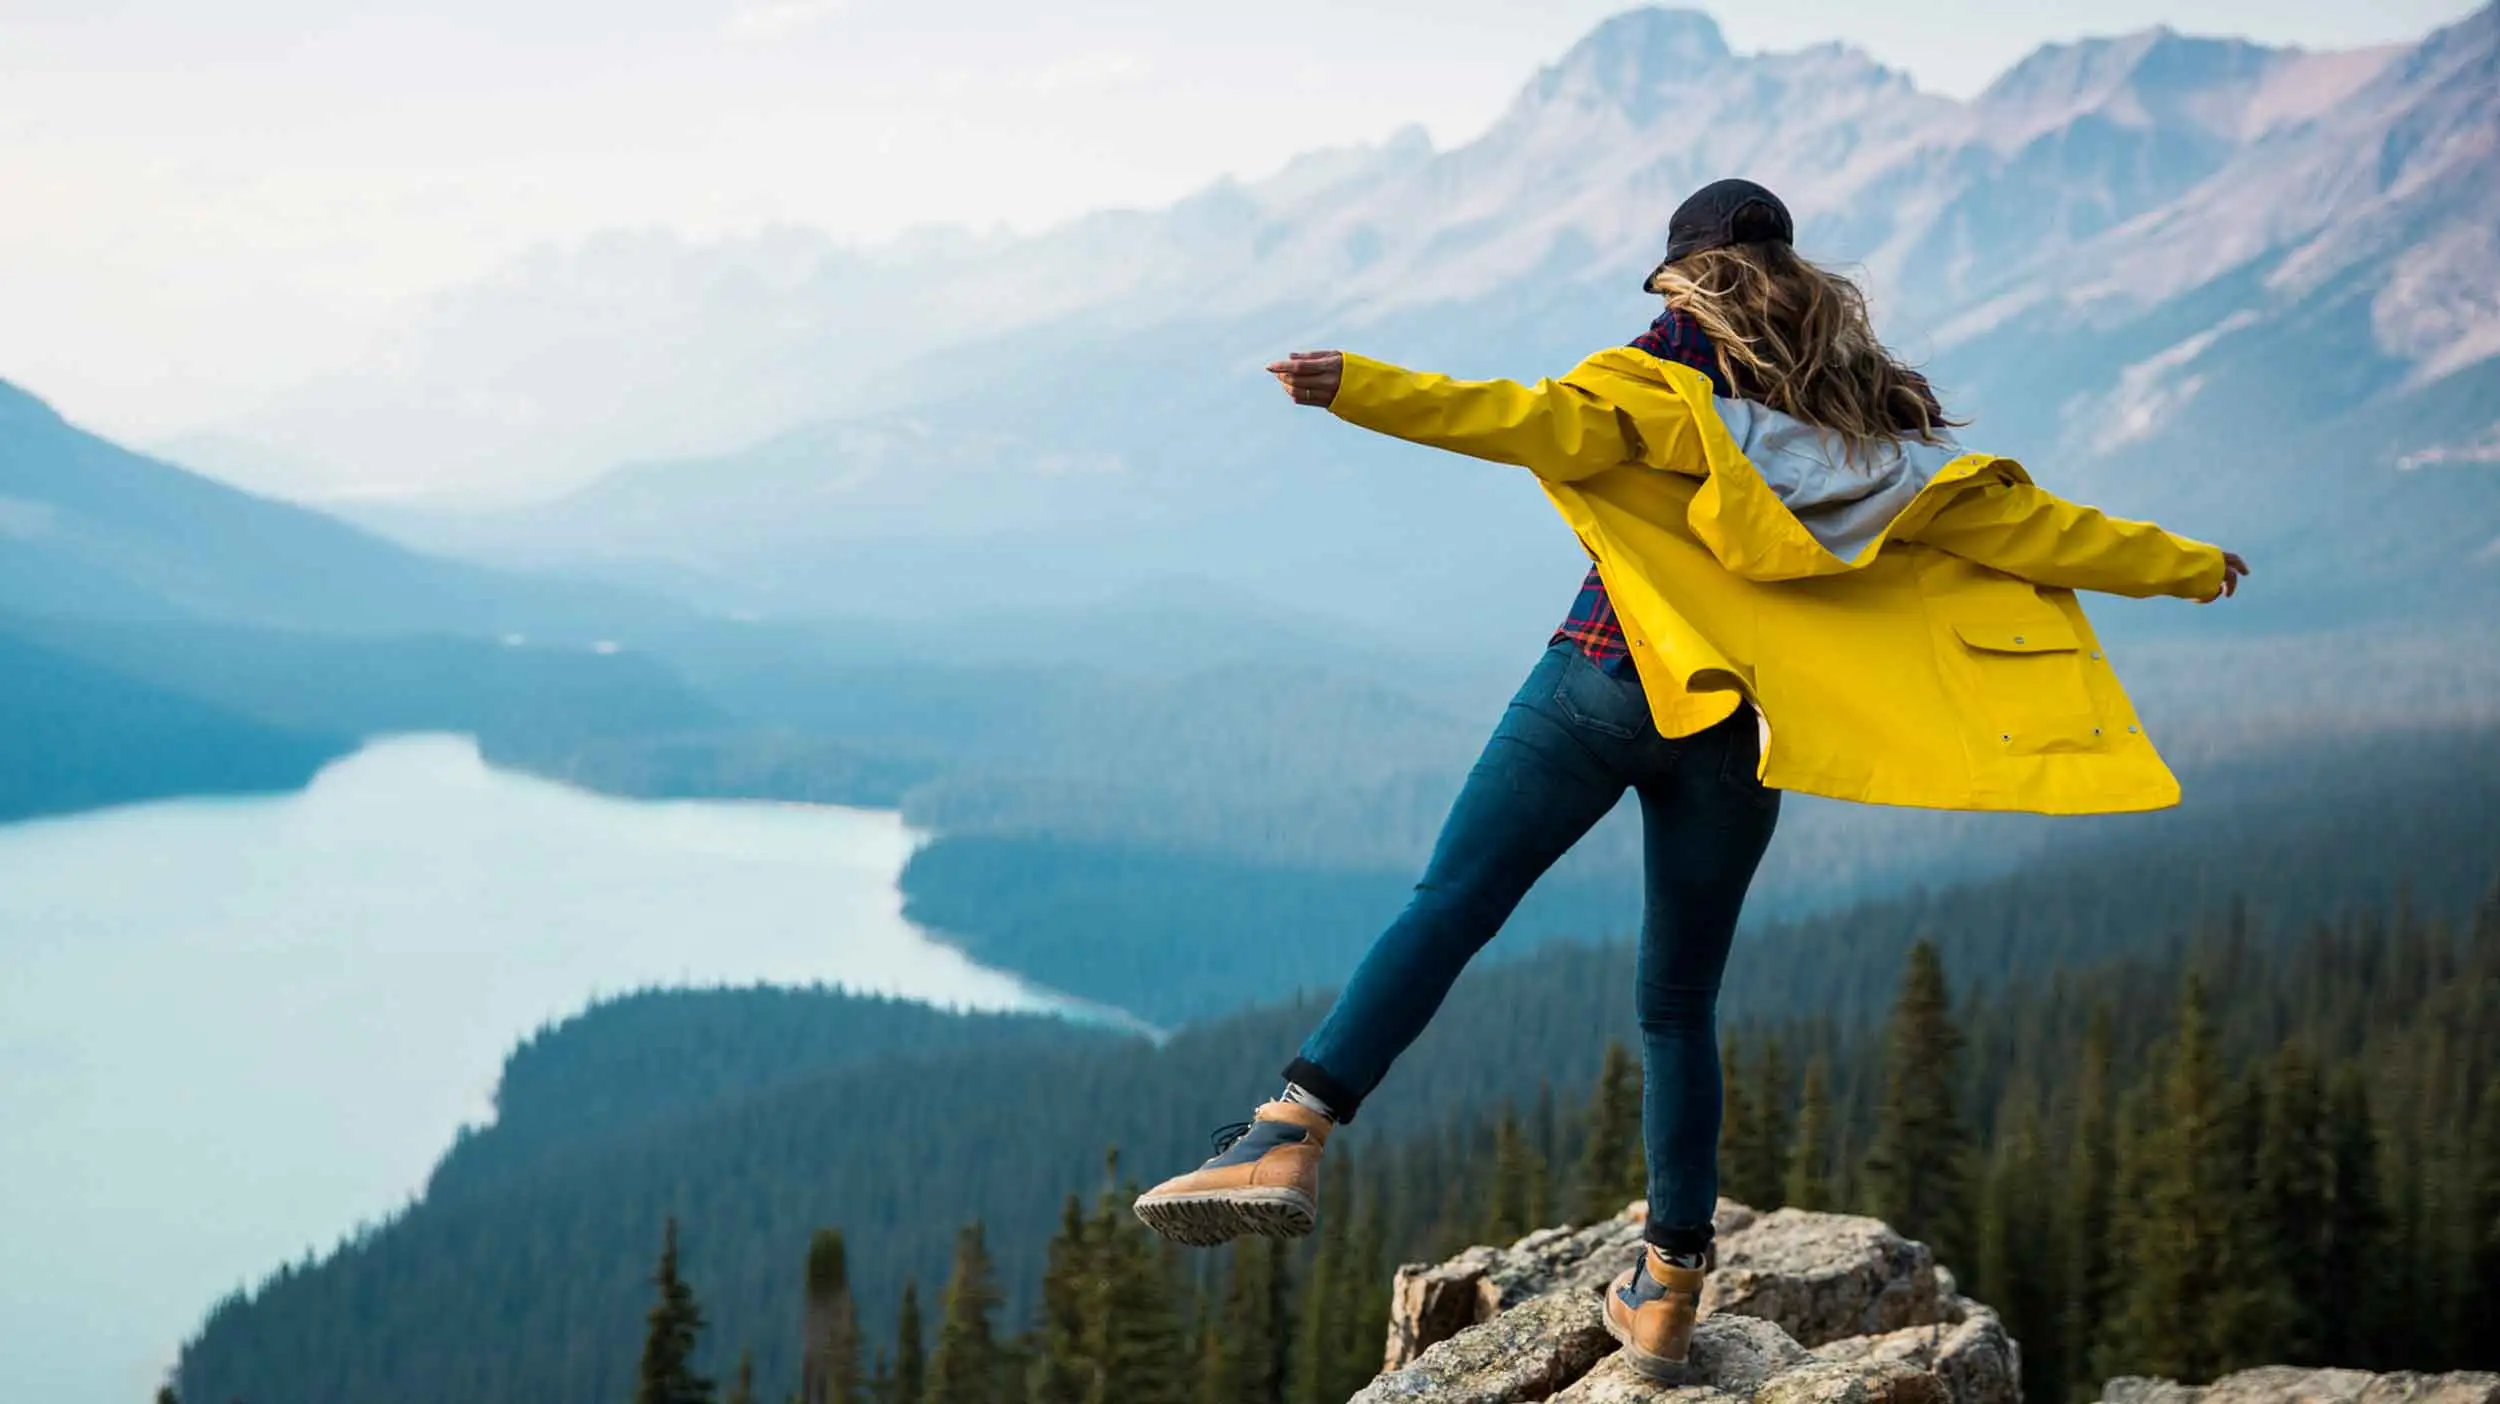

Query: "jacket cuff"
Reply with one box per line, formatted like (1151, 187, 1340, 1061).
(1327, 352, 1403, 431)
(2180, 542, 2229, 600)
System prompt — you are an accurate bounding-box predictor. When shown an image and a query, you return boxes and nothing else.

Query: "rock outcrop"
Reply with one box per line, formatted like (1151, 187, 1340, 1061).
(2100, 1368, 2500, 1404)
(1357, 1202, 2016, 1404)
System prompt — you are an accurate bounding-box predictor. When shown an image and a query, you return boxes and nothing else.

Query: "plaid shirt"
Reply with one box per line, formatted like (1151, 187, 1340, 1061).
(1550, 307, 1732, 674)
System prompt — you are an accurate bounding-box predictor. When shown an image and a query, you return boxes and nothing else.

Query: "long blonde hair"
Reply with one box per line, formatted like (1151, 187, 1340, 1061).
(1649, 243, 1960, 451)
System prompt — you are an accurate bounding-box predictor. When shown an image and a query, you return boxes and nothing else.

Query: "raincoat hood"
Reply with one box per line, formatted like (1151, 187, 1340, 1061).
(1655, 360, 2030, 584)
(1706, 399, 1955, 567)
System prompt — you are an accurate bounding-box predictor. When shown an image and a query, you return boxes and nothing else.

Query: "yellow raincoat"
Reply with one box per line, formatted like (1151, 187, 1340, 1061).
(1330, 348, 2228, 814)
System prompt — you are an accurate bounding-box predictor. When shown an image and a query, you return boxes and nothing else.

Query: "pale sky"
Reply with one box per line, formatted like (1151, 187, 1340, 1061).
(0, 0, 2481, 438)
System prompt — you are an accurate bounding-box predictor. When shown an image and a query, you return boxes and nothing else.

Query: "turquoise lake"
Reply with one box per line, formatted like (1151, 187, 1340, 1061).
(0, 736, 1070, 1402)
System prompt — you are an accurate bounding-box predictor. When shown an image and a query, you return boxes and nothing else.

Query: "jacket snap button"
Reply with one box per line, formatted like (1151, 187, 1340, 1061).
(2091, 651, 2103, 661)
(2013, 636, 2026, 644)
(2127, 725, 2139, 733)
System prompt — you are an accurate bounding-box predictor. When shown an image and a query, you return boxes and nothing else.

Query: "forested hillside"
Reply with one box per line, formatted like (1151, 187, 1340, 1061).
(426, 989, 1124, 1207)
(173, 749, 2500, 1402)
(820, 891, 2500, 1404)
(909, 721, 2500, 1022)
(0, 377, 664, 640)
(1, 613, 724, 755)
(0, 628, 349, 823)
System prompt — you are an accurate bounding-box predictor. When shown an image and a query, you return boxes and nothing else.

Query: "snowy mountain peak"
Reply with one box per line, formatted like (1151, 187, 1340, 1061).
(1973, 26, 2297, 144)
(1526, 7, 1732, 117)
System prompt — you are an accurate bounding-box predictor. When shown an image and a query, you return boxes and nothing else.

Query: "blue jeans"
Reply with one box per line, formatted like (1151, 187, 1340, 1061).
(1286, 642, 1779, 1253)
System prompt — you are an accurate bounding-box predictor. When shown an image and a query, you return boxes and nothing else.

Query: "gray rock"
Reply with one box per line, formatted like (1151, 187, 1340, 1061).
(1705, 1210, 1947, 1349)
(1810, 1301, 2019, 1404)
(1382, 1201, 1762, 1370)
(1350, 1291, 1614, 1404)
(1755, 1360, 1951, 1404)
(2349, 1376, 2500, 1404)
(2101, 1368, 2500, 1404)
(1682, 1316, 1817, 1394)
(1359, 1201, 1984, 1404)
(1554, 1358, 1745, 1404)
(1383, 1259, 1500, 1373)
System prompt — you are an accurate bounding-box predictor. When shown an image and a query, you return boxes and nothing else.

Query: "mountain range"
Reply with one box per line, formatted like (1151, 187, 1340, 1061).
(0, 377, 665, 641)
(173, 4, 2500, 645)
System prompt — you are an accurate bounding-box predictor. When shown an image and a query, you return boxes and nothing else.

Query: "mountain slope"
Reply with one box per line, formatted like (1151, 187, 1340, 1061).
(0, 627, 351, 823)
(0, 378, 671, 640)
(3, 613, 725, 751)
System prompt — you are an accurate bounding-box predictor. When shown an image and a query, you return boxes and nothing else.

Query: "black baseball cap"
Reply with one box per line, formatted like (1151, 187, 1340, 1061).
(1642, 178, 1795, 291)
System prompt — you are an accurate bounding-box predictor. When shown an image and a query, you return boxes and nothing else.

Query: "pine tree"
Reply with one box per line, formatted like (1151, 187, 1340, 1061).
(2058, 1007, 2116, 1397)
(2252, 1044, 2331, 1360)
(1194, 1306, 1224, 1404)
(1575, 1042, 1642, 1225)
(156, 1388, 178, 1404)
(1750, 1038, 1790, 1211)
(727, 1348, 759, 1404)
(1718, 1037, 1760, 1209)
(895, 1280, 926, 1404)
(1206, 1238, 1291, 1404)
(1288, 1155, 1353, 1404)
(1974, 1099, 2058, 1399)
(1528, 1081, 1560, 1225)
(1863, 941, 1968, 1261)
(2319, 1065, 2389, 1368)
(2466, 1079, 2500, 1368)
(1784, 1055, 1834, 1211)
(2211, 1071, 2281, 1365)
(1333, 1178, 1388, 1400)
(869, 1351, 893, 1404)
(1029, 1197, 1089, 1404)
(1482, 1107, 1540, 1245)
(805, 1229, 865, 1404)
(1081, 1161, 1192, 1404)
(2096, 978, 2259, 1379)
(636, 1217, 717, 1404)
(996, 1335, 1035, 1404)
(925, 1223, 1001, 1404)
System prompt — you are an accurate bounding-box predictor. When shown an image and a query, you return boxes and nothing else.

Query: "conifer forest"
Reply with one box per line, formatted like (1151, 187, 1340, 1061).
(598, 887, 2500, 1404)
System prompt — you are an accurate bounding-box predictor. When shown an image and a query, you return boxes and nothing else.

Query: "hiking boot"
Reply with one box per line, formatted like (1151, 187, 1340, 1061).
(1603, 1244, 1706, 1376)
(1132, 1100, 1330, 1246)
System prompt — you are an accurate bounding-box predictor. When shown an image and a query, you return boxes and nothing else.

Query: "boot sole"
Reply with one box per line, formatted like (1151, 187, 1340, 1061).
(1600, 1297, 1691, 1380)
(1132, 1186, 1316, 1246)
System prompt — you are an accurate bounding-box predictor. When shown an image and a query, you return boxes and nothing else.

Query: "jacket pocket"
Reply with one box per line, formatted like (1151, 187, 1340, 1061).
(1947, 615, 2106, 755)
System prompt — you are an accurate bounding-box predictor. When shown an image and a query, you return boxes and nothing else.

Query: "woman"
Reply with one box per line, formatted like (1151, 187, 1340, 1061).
(1131, 179, 2246, 1375)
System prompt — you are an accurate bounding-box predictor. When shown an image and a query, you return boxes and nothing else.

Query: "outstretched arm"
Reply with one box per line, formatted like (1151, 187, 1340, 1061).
(1267, 348, 1700, 483)
(1912, 478, 2248, 601)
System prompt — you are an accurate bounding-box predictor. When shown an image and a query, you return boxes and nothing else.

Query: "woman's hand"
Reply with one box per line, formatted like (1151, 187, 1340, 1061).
(2203, 551, 2250, 602)
(1268, 351, 1344, 408)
